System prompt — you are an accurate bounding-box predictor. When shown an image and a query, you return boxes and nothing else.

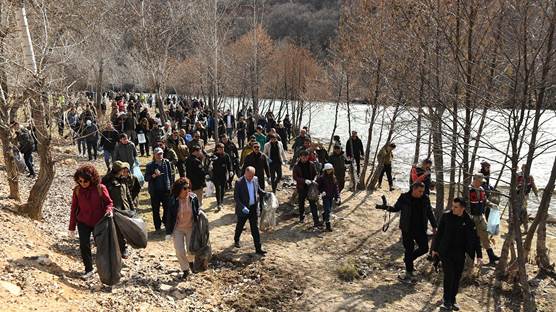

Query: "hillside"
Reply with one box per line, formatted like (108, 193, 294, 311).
(1, 141, 556, 311)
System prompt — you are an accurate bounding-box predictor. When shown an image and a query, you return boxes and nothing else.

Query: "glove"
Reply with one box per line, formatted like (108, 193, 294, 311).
(229, 172, 234, 179)
(165, 235, 172, 241)
(105, 210, 113, 217)
(305, 179, 312, 185)
(68, 230, 76, 238)
(242, 207, 250, 215)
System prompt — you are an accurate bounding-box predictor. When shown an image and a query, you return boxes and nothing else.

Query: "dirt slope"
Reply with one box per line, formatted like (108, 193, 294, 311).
(1, 143, 555, 312)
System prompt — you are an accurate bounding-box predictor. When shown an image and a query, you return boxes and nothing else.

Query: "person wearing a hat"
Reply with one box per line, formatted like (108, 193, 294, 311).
(145, 147, 174, 232)
(254, 125, 266, 150)
(328, 145, 347, 192)
(316, 163, 340, 232)
(101, 160, 136, 258)
(410, 159, 433, 195)
(469, 173, 500, 265)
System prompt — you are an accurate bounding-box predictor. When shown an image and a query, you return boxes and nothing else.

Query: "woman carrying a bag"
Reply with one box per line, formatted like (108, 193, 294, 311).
(68, 164, 114, 280)
(166, 177, 201, 279)
(316, 163, 340, 232)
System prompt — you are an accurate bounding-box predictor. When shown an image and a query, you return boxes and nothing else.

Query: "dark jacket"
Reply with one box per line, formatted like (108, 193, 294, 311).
(234, 176, 265, 216)
(16, 128, 35, 154)
(432, 211, 482, 259)
(211, 152, 232, 180)
(186, 155, 207, 190)
(112, 142, 137, 169)
(316, 174, 340, 200)
(165, 193, 201, 235)
(223, 140, 239, 160)
(328, 152, 347, 178)
(100, 129, 119, 152)
(83, 124, 98, 143)
(145, 159, 173, 194)
(102, 173, 136, 211)
(346, 137, 364, 158)
(388, 192, 437, 233)
(242, 152, 270, 179)
(293, 161, 318, 191)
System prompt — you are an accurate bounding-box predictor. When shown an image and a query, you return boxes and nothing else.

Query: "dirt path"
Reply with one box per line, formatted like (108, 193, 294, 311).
(1, 143, 556, 311)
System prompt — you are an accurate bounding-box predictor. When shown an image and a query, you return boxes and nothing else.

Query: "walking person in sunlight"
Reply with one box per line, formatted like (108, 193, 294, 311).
(432, 197, 482, 311)
(166, 178, 202, 279)
(68, 164, 114, 280)
(316, 163, 340, 232)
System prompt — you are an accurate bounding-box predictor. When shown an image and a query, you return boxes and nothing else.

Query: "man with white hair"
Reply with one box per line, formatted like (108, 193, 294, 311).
(234, 166, 267, 255)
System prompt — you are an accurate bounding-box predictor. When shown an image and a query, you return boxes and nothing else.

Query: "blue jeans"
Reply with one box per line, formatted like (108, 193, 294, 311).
(323, 197, 333, 223)
(226, 128, 233, 138)
(103, 150, 112, 169)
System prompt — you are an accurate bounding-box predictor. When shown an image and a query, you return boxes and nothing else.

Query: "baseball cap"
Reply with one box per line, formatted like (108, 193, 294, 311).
(323, 163, 334, 171)
(154, 147, 164, 155)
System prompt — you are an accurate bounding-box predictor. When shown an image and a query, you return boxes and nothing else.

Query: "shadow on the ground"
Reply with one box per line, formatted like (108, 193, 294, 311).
(336, 280, 419, 311)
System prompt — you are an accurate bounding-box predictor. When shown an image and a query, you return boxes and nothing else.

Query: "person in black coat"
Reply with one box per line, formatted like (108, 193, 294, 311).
(345, 131, 364, 175)
(210, 143, 232, 210)
(100, 123, 119, 171)
(241, 142, 270, 190)
(388, 182, 437, 282)
(186, 146, 207, 205)
(432, 197, 482, 311)
(233, 167, 267, 255)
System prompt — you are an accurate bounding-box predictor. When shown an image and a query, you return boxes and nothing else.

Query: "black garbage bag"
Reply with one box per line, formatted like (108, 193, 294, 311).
(113, 209, 148, 249)
(93, 215, 122, 285)
(189, 211, 211, 257)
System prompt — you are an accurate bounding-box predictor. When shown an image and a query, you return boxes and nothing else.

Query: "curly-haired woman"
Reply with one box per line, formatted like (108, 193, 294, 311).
(68, 164, 114, 280)
(165, 177, 201, 279)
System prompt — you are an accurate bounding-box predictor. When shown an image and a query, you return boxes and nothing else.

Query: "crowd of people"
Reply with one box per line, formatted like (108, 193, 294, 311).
(8, 92, 542, 310)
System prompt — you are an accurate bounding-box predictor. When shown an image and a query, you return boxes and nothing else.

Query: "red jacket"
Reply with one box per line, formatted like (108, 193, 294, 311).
(69, 184, 113, 231)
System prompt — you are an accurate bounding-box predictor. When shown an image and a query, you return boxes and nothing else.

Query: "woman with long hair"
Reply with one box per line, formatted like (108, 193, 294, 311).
(316, 163, 340, 232)
(165, 177, 202, 279)
(68, 164, 113, 279)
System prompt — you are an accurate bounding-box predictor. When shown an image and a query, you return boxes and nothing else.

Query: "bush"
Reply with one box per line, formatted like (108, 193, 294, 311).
(336, 258, 360, 282)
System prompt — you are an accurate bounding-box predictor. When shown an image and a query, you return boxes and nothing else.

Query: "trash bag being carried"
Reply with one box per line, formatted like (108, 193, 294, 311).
(113, 209, 148, 249)
(189, 211, 211, 257)
(487, 205, 501, 235)
(93, 215, 122, 285)
(205, 181, 215, 197)
(307, 182, 320, 202)
(132, 159, 144, 187)
(260, 193, 278, 231)
(14, 149, 27, 173)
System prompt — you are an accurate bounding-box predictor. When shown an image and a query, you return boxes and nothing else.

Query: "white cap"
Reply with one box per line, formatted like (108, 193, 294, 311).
(323, 163, 333, 171)
(154, 147, 164, 155)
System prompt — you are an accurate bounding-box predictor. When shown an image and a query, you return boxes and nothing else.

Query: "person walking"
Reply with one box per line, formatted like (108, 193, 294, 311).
(211, 143, 232, 211)
(387, 182, 437, 282)
(242, 142, 270, 191)
(165, 178, 202, 279)
(293, 150, 320, 226)
(236, 117, 247, 149)
(469, 174, 500, 265)
(410, 159, 433, 195)
(145, 148, 174, 232)
(432, 197, 482, 311)
(254, 125, 267, 150)
(68, 165, 113, 280)
(233, 166, 267, 255)
(101, 161, 136, 258)
(345, 131, 364, 176)
(166, 129, 189, 178)
(378, 143, 396, 191)
(263, 134, 287, 192)
(316, 163, 340, 232)
(100, 123, 119, 171)
(112, 133, 137, 169)
(82, 120, 99, 161)
(11, 122, 36, 177)
(224, 110, 235, 138)
(516, 164, 539, 232)
(328, 145, 347, 192)
(186, 146, 207, 205)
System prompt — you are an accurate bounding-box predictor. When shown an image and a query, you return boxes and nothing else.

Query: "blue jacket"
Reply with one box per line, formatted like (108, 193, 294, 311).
(165, 193, 201, 235)
(234, 176, 266, 216)
(145, 159, 173, 194)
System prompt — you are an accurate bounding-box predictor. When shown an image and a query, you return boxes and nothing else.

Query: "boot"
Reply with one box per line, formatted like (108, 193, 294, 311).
(325, 222, 332, 232)
(487, 248, 500, 265)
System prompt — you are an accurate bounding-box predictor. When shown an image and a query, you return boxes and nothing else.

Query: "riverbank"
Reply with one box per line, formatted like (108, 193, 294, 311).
(1, 140, 555, 311)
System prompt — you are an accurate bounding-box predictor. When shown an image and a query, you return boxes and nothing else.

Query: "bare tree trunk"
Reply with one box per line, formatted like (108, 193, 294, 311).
(359, 59, 381, 188)
(413, 107, 422, 164)
(327, 85, 342, 152)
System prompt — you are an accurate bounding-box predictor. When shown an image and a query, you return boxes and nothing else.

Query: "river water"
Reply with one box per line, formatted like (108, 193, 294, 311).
(224, 98, 556, 213)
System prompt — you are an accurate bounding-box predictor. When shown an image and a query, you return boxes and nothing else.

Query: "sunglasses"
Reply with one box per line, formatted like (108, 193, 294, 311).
(77, 179, 89, 184)
(253, 146, 260, 149)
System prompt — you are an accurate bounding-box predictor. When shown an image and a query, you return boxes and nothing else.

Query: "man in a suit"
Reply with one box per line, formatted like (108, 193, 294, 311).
(234, 166, 267, 255)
